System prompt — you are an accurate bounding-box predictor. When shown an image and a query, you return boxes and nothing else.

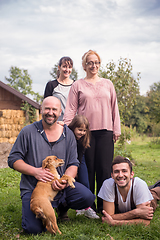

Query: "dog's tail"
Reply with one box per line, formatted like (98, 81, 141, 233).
(30, 199, 61, 235)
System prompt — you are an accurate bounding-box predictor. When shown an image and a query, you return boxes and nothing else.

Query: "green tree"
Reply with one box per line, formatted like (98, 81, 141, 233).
(50, 63, 78, 80)
(99, 58, 140, 154)
(147, 81, 160, 123)
(99, 57, 140, 124)
(5, 66, 43, 124)
(5, 66, 43, 104)
(5, 66, 34, 96)
(128, 95, 150, 133)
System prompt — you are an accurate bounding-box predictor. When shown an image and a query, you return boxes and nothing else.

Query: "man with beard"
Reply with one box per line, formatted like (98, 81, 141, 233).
(98, 155, 160, 226)
(8, 96, 95, 234)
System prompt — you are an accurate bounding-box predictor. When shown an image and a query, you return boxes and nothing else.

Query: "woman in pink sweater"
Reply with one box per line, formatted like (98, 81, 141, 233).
(63, 50, 121, 213)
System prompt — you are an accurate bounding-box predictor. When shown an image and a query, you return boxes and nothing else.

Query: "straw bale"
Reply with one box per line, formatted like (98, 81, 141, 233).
(7, 118, 14, 124)
(20, 110, 25, 117)
(0, 131, 5, 138)
(0, 125, 5, 131)
(18, 117, 25, 125)
(1, 110, 6, 117)
(4, 119, 9, 124)
(6, 131, 10, 137)
(0, 138, 9, 143)
(17, 125, 23, 131)
(0, 118, 4, 124)
(13, 117, 19, 124)
(8, 137, 16, 144)
(12, 131, 20, 137)
(4, 110, 11, 119)
(12, 111, 17, 118)
(16, 110, 24, 118)
(8, 124, 13, 130)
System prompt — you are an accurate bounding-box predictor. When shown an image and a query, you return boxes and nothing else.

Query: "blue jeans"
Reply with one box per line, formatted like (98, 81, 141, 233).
(77, 155, 90, 189)
(21, 182, 95, 234)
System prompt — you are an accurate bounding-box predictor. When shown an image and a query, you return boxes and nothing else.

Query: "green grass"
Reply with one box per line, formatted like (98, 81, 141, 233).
(0, 136, 160, 240)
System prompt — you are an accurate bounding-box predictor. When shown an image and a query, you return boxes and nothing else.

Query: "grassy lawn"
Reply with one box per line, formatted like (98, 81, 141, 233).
(0, 136, 160, 240)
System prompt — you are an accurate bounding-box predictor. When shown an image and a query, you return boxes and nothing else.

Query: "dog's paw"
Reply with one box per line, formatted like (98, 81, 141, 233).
(68, 179, 75, 188)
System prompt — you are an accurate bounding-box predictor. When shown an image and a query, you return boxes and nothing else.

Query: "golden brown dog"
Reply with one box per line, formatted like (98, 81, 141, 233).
(30, 156, 75, 235)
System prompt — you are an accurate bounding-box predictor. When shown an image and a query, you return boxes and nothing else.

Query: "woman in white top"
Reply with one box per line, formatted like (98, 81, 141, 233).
(44, 57, 74, 121)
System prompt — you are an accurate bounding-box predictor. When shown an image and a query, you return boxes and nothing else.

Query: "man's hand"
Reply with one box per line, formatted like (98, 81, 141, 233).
(102, 210, 115, 225)
(34, 167, 54, 183)
(52, 179, 67, 191)
(136, 201, 154, 220)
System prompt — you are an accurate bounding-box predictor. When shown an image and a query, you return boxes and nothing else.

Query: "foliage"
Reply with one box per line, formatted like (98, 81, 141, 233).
(1, 137, 160, 239)
(147, 81, 160, 123)
(99, 57, 140, 124)
(5, 66, 34, 96)
(5, 66, 42, 124)
(50, 63, 78, 80)
(21, 102, 37, 124)
(5, 66, 43, 104)
(114, 125, 133, 159)
(151, 123, 160, 137)
(128, 81, 160, 135)
(33, 92, 43, 105)
(127, 95, 150, 133)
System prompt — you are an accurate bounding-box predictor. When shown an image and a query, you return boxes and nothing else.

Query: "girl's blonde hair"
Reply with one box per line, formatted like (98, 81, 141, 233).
(68, 115, 90, 149)
(82, 49, 101, 71)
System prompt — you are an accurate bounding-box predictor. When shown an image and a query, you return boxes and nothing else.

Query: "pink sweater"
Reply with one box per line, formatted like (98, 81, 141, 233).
(63, 78, 121, 135)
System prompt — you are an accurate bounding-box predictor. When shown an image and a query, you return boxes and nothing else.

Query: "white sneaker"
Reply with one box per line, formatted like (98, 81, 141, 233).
(76, 209, 85, 216)
(84, 208, 100, 219)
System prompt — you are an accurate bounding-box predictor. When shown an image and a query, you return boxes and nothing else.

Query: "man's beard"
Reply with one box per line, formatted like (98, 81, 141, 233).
(116, 178, 130, 189)
(43, 113, 58, 126)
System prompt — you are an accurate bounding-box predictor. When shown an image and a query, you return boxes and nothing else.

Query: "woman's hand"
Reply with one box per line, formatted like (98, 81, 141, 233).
(113, 134, 120, 143)
(57, 121, 64, 126)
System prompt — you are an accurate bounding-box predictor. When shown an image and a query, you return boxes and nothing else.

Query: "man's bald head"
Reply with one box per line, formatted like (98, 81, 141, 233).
(42, 96, 61, 111)
(41, 96, 62, 126)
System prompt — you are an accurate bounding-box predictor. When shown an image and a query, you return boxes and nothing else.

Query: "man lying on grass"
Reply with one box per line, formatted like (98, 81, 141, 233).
(98, 155, 160, 226)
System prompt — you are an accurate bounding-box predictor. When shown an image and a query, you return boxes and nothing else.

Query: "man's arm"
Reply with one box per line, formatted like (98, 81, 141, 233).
(13, 159, 54, 182)
(102, 210, 151, 226)
(102, 200, 153, 226)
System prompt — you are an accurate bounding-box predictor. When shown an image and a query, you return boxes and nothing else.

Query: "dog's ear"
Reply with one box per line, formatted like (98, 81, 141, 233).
(42, 157, 50, 168)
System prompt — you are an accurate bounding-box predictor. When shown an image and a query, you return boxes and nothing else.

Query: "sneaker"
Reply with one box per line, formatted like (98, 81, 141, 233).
(76, 209, 85, 216)
(84, 208, 100, 219)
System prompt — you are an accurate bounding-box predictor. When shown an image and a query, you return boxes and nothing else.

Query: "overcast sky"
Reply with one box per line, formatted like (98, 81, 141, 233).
(0, 0, 160, 97)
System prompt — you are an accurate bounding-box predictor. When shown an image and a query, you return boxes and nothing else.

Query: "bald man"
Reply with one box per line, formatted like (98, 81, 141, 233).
(8, 96, 95, 234)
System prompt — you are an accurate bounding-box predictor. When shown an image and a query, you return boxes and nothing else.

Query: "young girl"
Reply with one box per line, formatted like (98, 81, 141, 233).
(68, 115, 99, 219)
(44, 56, 74, 121)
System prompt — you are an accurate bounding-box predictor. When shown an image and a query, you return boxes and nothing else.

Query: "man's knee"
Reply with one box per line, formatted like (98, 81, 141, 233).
(82, 187, 95, 206)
